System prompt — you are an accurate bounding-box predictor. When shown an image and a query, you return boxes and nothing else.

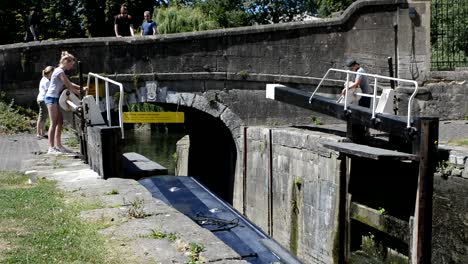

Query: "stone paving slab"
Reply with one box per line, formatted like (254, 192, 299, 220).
(128, 238, 187, 264)
(0, 134, 41, 171)
(99, 214, 242, 263)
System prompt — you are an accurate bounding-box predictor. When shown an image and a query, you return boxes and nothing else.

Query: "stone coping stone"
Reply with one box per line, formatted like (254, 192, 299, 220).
(122, 152, 168, 178)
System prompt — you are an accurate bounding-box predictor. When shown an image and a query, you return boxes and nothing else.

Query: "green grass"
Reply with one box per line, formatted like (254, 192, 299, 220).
(447, 138, 468, 146)
(105, 189, 119, 195)
(64, 137, 79, 148)
(0, 171, 117, 263)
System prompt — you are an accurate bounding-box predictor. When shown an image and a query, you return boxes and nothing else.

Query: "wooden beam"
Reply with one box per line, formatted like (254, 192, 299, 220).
(411, 118, 438, 264)
(350, 202, 410, 243)
(322, 141, 418, 161)
(269, 85, 414, 139)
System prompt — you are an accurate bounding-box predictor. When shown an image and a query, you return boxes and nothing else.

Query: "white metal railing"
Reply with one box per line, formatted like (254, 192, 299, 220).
(308, 68, 419, 128)
(86, 73, 125, 139)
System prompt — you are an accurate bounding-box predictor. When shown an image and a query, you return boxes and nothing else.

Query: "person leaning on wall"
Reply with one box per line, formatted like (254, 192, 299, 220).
(114, 5, 134, 37)
(141, 11, 157, 36)
(25, 7, 39, 42)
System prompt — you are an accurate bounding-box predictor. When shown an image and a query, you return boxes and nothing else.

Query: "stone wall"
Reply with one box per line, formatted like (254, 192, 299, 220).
(175, 135, 189, 176)
(396, 71, 468, 120)
(432, 145, 468, 263)
(0, 0, 428, 108)
(242, 127, 344, 263)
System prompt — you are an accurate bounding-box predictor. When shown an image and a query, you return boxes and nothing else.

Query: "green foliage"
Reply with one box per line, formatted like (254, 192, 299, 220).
(125, 197, 147, 218)
(238, 69, 250, 79)
(65, 137, 79, 148)
(0, 93, 35, 134)
(128, 102, 163, 112)
(194, 0, 250, 28)
(155, 5, 219, 34)
(310, 115, 322, 125)
(186, 242, 204, 264)
(436, 159, 453, 177)
(0, 2, 30, 44)
(294, 177, 302, 189)
(244, 0, 319, 23)
(431, 0, 468, 70)
(447, 138, 468, 146)
(148, 230, 178, 241)
(317, 0, 353, 17)
(358, 233, 383, 260)
(0, 0, 358, 44)
(377, 207, 386, 215)
(105, 189, 119, 195)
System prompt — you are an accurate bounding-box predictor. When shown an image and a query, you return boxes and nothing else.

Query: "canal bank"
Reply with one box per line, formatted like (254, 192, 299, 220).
(2, 133, 248, 264)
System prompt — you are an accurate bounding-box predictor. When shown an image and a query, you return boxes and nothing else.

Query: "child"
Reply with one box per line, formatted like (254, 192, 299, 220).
(36, 66, 54, 139)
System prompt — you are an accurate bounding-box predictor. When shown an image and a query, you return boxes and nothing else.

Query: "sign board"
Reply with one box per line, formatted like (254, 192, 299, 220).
(86, 82, 104, 97)
(123, 112, 184, 123)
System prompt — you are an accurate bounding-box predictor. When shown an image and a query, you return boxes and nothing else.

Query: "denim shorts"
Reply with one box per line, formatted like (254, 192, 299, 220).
(44, 96, 59, 105)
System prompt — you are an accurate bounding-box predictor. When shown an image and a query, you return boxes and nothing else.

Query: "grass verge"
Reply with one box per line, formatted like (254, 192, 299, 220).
(0, 171, 120, 263)
(447, 138, 468, 146)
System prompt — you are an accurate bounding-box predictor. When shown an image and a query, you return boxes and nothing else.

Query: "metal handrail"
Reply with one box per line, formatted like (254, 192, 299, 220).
(308, 68, 419, 128)
(86, 72, 124, 139)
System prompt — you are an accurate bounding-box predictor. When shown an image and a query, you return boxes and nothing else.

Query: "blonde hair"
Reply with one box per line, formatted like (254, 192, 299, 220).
(42, 66, 54, 77)
(59, 51, 76, 66)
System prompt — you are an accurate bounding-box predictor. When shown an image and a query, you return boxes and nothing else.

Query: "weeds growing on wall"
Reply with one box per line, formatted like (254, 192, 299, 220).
(128, 102, 163, 113)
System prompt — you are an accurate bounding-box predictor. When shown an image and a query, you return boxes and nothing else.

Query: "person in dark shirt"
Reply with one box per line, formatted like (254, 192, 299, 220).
(25, 7, 38, 41)
(141, 11, 157, 36)
(114, 5, 134, 37)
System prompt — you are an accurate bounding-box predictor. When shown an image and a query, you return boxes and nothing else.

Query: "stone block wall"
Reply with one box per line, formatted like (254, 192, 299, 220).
(175, 135, 189, 176)
(242, 127, 344, 263)
(433, 176, 468, 263)
(0, 0, 425, 109)
(396, 71, 468, 120)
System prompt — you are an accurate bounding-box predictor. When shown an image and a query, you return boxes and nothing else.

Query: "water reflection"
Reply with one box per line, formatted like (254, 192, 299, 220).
(123, 128, 185, 175)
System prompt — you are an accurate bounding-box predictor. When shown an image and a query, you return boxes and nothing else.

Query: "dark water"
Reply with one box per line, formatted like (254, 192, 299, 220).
(122, 129, 185, 175)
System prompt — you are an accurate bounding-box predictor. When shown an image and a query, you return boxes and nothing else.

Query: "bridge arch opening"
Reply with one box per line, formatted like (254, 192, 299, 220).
(186, 107, 237, 204)
(155, 101, 239, 205)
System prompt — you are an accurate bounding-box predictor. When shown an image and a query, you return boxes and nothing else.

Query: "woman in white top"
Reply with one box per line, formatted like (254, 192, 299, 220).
(36, 66, 54, 139)
(44, 51, 83, 154)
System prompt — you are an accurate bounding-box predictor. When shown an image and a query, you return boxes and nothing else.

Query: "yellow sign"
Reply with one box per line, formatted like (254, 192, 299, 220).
(85, 82, 104, 97)
(123, 112, 185, 123)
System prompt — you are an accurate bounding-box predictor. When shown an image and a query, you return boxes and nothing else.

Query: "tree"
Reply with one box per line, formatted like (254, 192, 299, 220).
(40, 0, 84, 40)
(431, 0, 468, 69)
(243, 0, 318, 24)
(0, 1, 40, 44)
(193, 0, 250, 28)
(154, 5, 219, 34)
(317, 0, 353, 17)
